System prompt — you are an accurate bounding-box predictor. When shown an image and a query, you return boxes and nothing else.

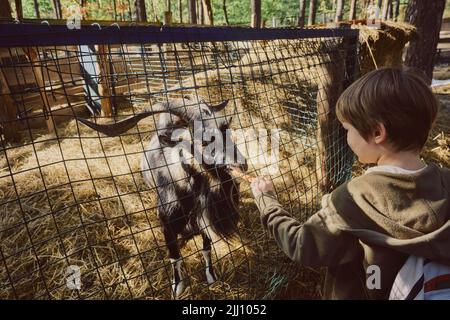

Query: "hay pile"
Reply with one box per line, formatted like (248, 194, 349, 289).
(353, 21, 416, 74)
(0, 39, 336, 299)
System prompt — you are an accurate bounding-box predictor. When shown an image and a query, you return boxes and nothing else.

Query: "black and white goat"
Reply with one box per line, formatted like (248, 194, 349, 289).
(77, 95, 248, 297)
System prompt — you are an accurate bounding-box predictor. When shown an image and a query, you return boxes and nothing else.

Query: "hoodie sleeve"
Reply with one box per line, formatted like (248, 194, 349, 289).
(255, 193, 361, 267)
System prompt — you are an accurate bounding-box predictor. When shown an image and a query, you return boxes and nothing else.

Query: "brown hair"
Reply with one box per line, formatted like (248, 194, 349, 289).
(336, 67, 439, 152)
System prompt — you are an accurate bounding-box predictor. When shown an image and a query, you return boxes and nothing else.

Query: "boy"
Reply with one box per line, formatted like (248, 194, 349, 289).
(250, 67, 450, 299)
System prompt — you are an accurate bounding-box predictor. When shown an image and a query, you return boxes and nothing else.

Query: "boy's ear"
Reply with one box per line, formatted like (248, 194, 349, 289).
(374, 122, 388, 144)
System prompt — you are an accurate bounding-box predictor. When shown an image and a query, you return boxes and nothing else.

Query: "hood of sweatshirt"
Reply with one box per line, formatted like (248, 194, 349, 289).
(329, 163, 450, 265)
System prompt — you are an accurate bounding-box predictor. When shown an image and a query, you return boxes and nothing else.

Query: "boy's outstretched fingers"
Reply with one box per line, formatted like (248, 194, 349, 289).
(250, 176, 275, 198)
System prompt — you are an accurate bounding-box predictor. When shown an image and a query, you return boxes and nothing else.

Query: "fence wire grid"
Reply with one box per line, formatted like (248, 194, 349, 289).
(0, 24, 358, 299)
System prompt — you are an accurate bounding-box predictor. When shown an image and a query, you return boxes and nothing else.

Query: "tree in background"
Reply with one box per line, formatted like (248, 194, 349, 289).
(298, 0, 306, 27)
(135, 0, 147, 21)
(335, 0, 344, 22)
(349, 0, 357, 20)
(404, 0, 446, 82)
(222, 0, 229, 25)
(0, 0, 12, 18)
(202, 0, 213, 25)
(309, 0, 318, 25)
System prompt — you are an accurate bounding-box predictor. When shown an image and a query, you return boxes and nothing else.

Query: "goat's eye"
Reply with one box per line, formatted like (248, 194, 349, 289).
(202, 109, 212, 116)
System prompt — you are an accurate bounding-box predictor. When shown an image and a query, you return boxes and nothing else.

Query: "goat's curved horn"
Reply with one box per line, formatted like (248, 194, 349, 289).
(209, 100, 229, 112)
(76, 110, 168, 137)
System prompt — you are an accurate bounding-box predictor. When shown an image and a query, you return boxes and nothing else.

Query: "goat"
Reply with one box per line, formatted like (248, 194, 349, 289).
(77, 95, 248, 298)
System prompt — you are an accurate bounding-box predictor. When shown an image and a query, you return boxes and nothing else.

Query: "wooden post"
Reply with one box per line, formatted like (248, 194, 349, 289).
(188, 0, 197, 24)
(0, 68, 20, 142)
(95, 45, 114, 116)
(315, 34, 358, 192)
(251, 0, 261, 28)
(23, 47, 55, 133)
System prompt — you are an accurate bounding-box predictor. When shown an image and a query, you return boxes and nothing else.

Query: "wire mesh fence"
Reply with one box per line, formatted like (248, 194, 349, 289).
(0, 24, 358, 299)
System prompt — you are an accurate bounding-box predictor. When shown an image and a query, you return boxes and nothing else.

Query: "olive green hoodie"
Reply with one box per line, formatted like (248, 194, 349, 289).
(255, 163, 450, 299)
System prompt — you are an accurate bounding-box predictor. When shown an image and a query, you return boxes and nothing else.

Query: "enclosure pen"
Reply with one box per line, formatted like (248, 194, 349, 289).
(0, 23, 358, 299)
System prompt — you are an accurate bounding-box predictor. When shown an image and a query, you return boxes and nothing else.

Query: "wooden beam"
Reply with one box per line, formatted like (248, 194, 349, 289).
(95, 45, 114, 116)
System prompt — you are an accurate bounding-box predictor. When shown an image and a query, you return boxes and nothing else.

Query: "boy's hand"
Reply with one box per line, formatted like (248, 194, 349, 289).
(250, 176, 275, 198)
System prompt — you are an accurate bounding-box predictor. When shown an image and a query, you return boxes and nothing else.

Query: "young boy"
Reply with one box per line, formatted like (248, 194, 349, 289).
(250, 67, 450, 299)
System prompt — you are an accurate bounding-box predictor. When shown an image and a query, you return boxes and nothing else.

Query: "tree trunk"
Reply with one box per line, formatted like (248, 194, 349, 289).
(81, 0, 88, 19)
(251, 0, 261, 28)
(222, 0, 229, 25)
(387, 0, 392, 19)
(298, 0, 306, 27)
(335, 0, 345, 22)
(308, 0, 317, 25)
(113, 0, 118, 20)
(179, 0, 182, 22)
(349, 0, 357, 20)
(0, 0, 12, 18)
(188, 0, 196, 23)
(14, 0, 22, 19)
(404, 0, 446, 82)
(199, 0, 204, 24)
(393, 0, 400, 21)
(381, 0, 391, 20)
(150, 0, 159, 22)
(135, 0, 147, 22)
(33, 0, 40, 18)
(53, 0, 62, 19)
(202, 0, 213, 25)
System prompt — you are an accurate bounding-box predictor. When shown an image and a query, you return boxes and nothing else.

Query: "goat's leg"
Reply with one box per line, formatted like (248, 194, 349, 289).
(163, 226, 186, 298)
(201, 232, 217, 284)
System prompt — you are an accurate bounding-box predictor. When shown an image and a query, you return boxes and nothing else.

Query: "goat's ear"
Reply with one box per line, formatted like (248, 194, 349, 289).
(210, 100, 229, 112)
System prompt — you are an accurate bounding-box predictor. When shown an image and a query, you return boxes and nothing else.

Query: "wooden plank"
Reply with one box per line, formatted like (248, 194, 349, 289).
(0, 64, 20, 142)
(22, 47, 55, 133)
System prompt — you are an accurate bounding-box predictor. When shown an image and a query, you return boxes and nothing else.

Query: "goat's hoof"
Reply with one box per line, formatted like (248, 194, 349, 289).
(206, 267, 217, 285)
(172, 279, 186, 299)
